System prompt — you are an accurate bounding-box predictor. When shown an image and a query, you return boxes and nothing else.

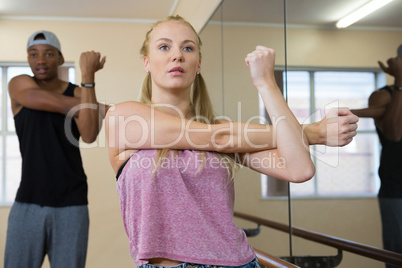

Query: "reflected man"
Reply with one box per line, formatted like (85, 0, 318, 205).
(352, 44, 402, 267)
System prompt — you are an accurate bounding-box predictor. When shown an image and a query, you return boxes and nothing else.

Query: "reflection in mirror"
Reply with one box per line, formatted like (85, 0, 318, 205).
(201, 0, 402, 267)
(284, 1, 402, 266)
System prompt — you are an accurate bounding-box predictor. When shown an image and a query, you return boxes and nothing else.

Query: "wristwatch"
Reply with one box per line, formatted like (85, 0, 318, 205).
(81, 83, 95, 88)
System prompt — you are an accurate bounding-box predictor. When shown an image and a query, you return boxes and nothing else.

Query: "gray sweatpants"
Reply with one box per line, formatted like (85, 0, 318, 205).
(378, 198, 402, 268)
(4, 202, 89, 268)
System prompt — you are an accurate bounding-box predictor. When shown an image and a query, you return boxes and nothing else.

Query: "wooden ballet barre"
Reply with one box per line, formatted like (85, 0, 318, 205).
(234, 211, 402, 267)
(254, 248, 300, 268)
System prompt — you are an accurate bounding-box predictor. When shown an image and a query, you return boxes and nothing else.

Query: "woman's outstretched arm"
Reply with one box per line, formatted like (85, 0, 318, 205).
(105, 101, 278, 172)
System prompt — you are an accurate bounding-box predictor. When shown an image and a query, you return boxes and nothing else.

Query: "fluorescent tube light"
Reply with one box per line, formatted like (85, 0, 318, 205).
(336, 0, 394, 28)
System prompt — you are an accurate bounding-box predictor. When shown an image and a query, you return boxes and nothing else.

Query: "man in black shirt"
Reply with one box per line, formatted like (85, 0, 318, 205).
(4, 30, 107, 268)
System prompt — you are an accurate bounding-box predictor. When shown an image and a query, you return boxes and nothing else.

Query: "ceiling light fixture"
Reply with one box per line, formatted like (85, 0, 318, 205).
(336, 0, 394, 28)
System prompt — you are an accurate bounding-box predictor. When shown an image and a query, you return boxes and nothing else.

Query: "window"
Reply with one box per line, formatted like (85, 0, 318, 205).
(261, 68, 385, 198)
(0, 63, 75, 205)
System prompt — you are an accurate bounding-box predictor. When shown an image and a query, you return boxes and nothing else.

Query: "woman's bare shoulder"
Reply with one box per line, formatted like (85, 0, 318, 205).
(113, 100, 142, 109)
(107, 101, 149, 116)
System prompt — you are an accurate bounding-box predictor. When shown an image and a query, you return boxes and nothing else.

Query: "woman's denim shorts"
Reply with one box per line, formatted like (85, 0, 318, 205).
(139, 257, 260, 268)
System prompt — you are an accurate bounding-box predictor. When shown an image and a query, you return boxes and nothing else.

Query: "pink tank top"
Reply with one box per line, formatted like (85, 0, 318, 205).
(116, 149, 255, 266)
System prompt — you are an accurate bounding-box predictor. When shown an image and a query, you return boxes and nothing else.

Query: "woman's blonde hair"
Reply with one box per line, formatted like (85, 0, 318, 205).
(140, 15, 238, 178)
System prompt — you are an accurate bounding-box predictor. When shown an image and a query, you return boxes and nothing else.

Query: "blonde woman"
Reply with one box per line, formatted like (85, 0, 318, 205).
(106, 15, 357, 268)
